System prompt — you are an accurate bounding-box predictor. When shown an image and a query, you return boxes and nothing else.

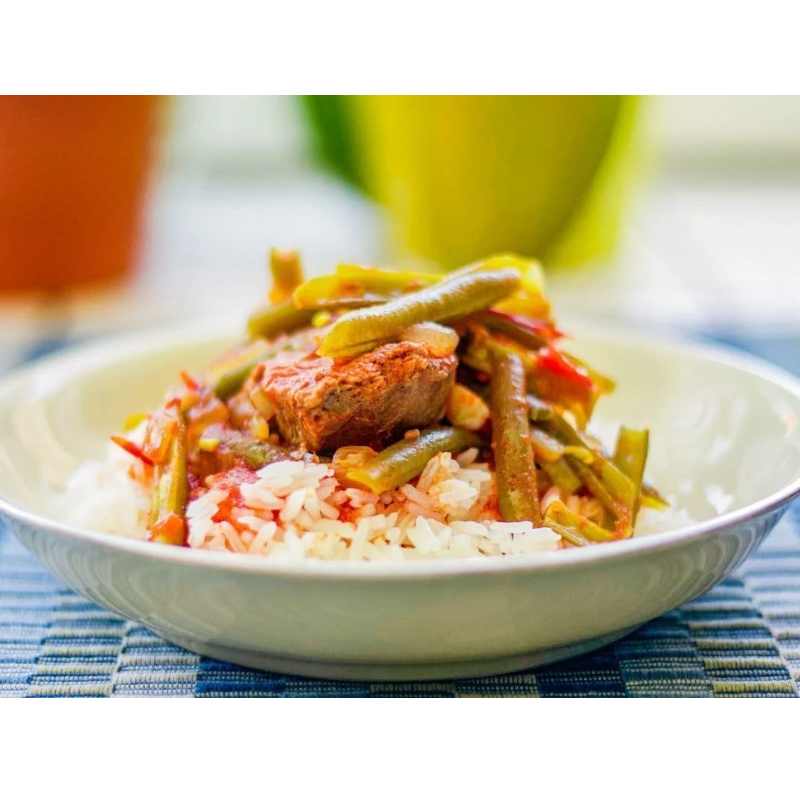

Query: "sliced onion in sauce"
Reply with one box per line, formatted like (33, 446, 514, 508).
(401, 322, 459, 357)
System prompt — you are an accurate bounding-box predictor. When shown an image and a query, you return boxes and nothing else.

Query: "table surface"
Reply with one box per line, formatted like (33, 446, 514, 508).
(1, 172, 799, 697)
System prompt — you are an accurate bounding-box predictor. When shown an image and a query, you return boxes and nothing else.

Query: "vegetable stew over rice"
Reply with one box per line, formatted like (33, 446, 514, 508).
(63, 251, 670, 561)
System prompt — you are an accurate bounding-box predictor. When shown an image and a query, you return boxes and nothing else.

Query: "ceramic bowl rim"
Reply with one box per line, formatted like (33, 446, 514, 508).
(1, 317, 799, 582)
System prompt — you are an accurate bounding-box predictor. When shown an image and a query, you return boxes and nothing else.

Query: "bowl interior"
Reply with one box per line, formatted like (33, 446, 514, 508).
(1, 322, 799, 530)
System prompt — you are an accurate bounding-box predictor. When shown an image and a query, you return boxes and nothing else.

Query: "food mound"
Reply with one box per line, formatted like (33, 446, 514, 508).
(84, 250, 668, 561)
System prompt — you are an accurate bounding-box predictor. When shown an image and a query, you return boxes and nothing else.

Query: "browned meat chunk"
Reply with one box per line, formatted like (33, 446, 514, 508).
(257, 341, 457, 451)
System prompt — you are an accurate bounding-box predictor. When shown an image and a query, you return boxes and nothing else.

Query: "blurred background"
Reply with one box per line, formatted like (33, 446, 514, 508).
(1, 95, 799, 370)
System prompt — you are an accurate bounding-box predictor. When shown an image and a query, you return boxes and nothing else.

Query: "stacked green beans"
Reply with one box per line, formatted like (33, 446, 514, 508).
(524, 396, 656, 541)
(216, 257, 525, 397)
(149, 401, 189, 546)
(205, 251, 662, 547)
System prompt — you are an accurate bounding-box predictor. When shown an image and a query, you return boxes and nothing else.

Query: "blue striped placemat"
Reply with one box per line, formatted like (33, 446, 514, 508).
(1, 330, 798, 697)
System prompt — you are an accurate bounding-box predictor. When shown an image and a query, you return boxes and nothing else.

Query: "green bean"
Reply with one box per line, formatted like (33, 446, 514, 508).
(450, 253, 542, 292)
(526, 395, 555, 422)
(294, 265, 436, 310)
(641, 483, 669, 511)
(543, 517, 592, 547)
(613, 427, 649, 520)
(568, 460, 633, 536)
(213, 324, 305, 400)
(544, 500, 616, 543)
(542, 408, 635, 513)
(207, 424, 291, 469)
(213, 357, 264, 402)
(246, 299, 316, 342)
(293, 276, 384, 310)
(594, 457, 636, 512)
(268, 249, 304, 305)
(347, 426, 481, 493)
(532, 403, 637, 533)
(318, 269, 522, 358)
(530, 427, 565, 463)
(337, 264, 439, 291)
(479, 309, 551, 351)
(150, 404, 189, 546)
(490, 349, 541, 524)
(540, 406, 586, 447)
(596, 457, 636, 511)
(613, 427, 649, 483)
(459, 345, 493, 376)
(566, 457, 622, 518)
(563, 446, 595, 464)
(300, 293, 386, 311)
(539, 458, 582, 495)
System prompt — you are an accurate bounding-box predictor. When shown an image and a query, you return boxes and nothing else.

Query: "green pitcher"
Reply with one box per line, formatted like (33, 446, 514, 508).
(303, 95, 642, 270)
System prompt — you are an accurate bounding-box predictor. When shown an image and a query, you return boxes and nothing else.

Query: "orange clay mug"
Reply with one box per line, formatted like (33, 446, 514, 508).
(0, 96, 161, 294)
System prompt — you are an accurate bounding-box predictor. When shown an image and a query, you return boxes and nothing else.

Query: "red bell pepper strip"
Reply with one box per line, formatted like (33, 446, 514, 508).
(535, 346, 596, 391)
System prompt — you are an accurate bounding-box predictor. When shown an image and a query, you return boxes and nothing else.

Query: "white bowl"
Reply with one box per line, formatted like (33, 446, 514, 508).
(1, 320, 799, 681)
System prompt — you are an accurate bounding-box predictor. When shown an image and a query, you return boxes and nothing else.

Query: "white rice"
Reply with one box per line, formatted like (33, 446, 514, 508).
(53, 437, 151, 539)
(180, 455, 561, 560)
(635, 503, 696, 537)
(56, 438, 679, 561)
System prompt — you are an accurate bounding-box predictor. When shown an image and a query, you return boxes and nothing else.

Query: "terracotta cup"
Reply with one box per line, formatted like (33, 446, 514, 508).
(0, 96, 161, 294)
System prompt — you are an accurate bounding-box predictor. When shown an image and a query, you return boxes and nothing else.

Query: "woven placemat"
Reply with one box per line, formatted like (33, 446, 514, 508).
(1, 510, 798, 697)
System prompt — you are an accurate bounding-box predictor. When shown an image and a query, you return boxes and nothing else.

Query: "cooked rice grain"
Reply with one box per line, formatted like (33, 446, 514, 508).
(180, 455, 554, 560)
